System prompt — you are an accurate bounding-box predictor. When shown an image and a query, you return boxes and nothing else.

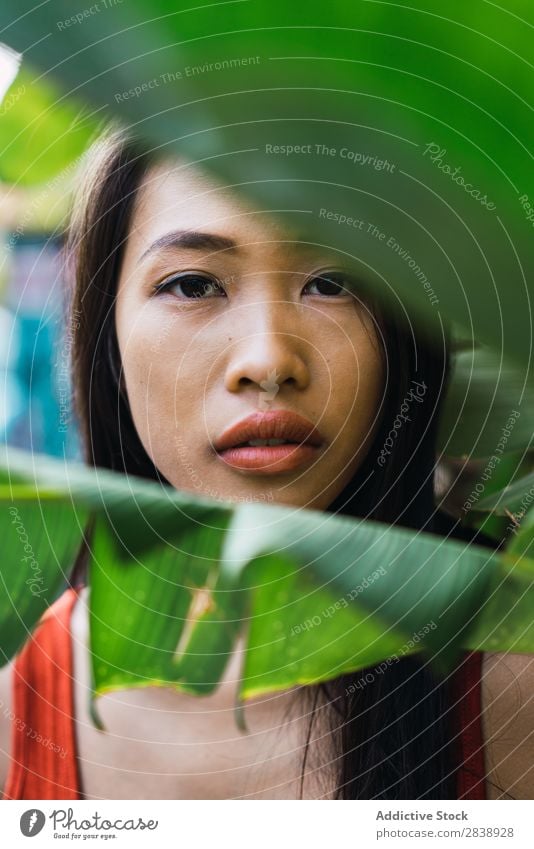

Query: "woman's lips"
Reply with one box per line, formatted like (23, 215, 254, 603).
(214, 410, 325, 474)
(217, 442, 321, 474)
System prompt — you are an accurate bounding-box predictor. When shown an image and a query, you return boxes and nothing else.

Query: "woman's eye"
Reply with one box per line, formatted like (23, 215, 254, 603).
(156, 273, 225, 299)
(304, 271, 354, 297)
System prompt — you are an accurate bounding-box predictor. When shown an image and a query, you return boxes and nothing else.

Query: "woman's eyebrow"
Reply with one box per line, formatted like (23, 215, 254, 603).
(138, 230, 239, 263)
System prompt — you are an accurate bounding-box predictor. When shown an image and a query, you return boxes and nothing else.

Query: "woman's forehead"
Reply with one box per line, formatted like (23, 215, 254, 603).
(131, 159, 295, 247)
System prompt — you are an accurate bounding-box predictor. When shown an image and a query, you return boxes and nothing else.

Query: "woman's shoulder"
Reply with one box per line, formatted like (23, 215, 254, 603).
(482, 651, 534, 799)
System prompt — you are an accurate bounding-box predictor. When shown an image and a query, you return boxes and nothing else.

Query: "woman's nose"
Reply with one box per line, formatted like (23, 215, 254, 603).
(224, 326, 310, 395)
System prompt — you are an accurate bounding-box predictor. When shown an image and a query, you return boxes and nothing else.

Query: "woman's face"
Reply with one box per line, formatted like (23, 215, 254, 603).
(115, 162, 385, 510)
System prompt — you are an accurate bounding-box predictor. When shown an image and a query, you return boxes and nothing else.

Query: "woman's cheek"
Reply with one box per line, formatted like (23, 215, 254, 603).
(338, 356, 384, 453)
(335, 329, 383, 395)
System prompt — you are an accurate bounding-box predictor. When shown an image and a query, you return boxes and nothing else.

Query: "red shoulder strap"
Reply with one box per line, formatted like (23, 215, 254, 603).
(451, 650, 487, 799)
(3, 587, 81, 800)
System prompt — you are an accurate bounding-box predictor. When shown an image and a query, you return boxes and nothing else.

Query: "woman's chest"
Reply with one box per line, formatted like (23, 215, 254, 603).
(71, 600, 334, 800)
(481, 652, 534, 800)
(73, 688, 315, 800)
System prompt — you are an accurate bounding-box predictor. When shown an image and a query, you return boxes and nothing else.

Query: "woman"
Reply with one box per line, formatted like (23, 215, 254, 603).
(0, 128, 531, 800)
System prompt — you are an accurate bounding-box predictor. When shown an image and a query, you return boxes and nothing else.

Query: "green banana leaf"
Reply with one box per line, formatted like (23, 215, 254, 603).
(0, 64, 97, 187)
(0, 496, 87, 661)
(1, 447, 533, 729)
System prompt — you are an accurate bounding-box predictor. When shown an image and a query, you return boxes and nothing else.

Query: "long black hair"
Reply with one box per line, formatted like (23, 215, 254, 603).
(65, 126, 473, 799)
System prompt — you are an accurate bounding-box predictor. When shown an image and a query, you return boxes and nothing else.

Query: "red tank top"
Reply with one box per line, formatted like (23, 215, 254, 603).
(2, 588, 487, 800)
